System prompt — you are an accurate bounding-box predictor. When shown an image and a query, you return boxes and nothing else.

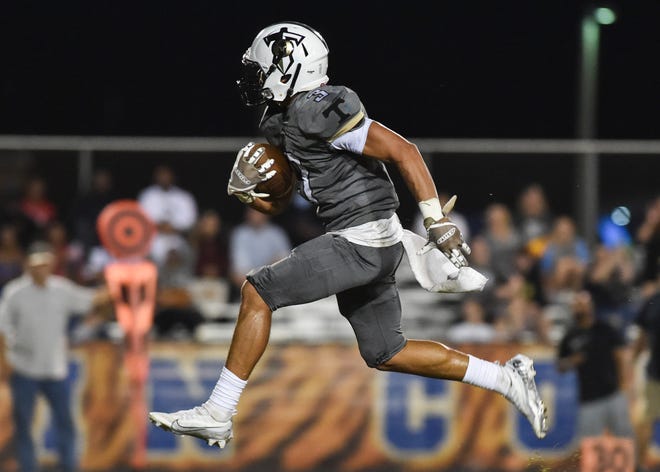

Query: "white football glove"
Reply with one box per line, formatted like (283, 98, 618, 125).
(227, 142, 277, 203)
(418, 195, 472, 268)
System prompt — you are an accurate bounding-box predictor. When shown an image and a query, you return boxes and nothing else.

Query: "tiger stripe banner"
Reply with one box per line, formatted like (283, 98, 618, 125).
(0, 342, 657, 471)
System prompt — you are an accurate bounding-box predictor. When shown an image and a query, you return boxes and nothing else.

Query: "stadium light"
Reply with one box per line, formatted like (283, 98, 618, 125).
(575, 4, 617, 245)
(594, 7, 617, 25)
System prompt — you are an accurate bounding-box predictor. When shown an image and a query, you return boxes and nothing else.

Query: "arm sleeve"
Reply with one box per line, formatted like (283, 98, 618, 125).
(0, 292, 13, 338)
(62, 280, 96, 316)
(330, 118, 373, 155)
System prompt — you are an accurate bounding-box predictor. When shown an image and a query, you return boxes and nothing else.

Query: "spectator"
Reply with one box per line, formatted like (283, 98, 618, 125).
(0, 224, 24, 292)
(632, 281, 660, 470)
(0, 241, 109, 472)
(79, 245, 114, 287)
(467, 235, 496, 294)
(480, 203, 522, 284)
(157, 242, 194, 287)
(190, 209, 230, 279)
(514, 247, 545, 305)
(154, 243, 204, 339)
(586, 242, 636, 329)
(557, 290, 633, 441)
(515, 183, 553, 247)
(494, 284, 551, 345)
(138, 165, 198, 266)
(495, 248, 546, 304)
(45, 221, 85, 282)
(446, 297, 498, 344)
(636, 196, 660, 296)
(16, 177, 57, 243)
(71, 169, 117, 254)
(540, 216, 590, 302)
(229, 207, 291, 293)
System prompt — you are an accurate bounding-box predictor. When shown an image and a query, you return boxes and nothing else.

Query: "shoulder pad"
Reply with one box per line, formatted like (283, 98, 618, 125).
(293, 85, 366, 140)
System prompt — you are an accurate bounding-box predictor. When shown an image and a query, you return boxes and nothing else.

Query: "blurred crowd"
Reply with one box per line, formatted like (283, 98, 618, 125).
(0, 165, 658, 349)
(1, 163, 660, 469)
(0, 165, 314, 340)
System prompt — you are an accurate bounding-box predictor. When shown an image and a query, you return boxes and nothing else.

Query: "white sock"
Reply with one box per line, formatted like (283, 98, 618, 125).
(462, 355, 511, 396)
(205, 367, 247, 421)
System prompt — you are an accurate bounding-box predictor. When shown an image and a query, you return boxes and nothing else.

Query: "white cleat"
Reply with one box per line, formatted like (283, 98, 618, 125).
(164, 404, 233, 449)
(208, 438, 227, 448)
(502, 354, 548, 439)
(148, 411, 182, 433)
(149, 405, 233, 448)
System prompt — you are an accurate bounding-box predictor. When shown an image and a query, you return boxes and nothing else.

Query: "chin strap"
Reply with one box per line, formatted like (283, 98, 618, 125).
(285, 63, 302, 99)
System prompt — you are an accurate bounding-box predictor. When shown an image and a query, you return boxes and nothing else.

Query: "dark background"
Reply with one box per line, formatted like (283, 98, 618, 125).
(0, 0, 658, 228)
(2, 0, 659, 138)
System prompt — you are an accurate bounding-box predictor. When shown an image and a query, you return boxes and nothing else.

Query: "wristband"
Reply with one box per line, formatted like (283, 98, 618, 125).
(418, 197, 444, 221)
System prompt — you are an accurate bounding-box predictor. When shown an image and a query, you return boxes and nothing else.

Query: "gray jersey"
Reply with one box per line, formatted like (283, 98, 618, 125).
(259, 85, 399, 231)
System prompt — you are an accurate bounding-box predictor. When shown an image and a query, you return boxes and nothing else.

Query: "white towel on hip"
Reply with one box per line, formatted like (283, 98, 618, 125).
(400, 229, 488, 293)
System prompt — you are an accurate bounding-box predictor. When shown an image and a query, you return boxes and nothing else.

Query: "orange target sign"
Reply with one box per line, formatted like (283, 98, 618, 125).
(97, 200, 156, 260)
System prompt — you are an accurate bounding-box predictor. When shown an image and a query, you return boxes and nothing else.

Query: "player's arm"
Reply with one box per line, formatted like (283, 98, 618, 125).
(363, 122, 436, 203)
(632, 330, 648, 360)
(245, 186, 293, 216)
(556, 335, 584, 372)
(362, 121, 470, 267)
(556, 352, 585, 372)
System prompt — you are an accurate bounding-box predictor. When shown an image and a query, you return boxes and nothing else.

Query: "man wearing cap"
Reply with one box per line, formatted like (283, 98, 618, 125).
(0, 241, 108, 472)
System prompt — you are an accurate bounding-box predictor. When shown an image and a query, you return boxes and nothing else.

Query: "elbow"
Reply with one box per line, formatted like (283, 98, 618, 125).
(389, 140, 420, 166)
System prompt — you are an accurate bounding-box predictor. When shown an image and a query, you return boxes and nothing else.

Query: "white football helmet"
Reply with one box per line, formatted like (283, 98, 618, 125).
(237, 21, 329, 106)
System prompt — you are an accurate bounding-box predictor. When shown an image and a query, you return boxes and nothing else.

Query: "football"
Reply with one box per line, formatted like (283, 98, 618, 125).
(247, 142, 295, 202)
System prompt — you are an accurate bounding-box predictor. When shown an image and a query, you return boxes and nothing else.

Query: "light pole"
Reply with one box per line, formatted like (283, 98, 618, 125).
(576, 5, 616, 245)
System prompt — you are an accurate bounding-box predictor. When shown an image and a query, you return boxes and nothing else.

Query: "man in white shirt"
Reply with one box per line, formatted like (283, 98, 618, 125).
(0, 242, 108, 472)
(138, 165, 198, 266)
(229, 207, 291, 291)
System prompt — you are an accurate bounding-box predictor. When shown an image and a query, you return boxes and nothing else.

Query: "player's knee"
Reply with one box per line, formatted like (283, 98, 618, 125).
(358, 345, 395, 370)
(374, 357, 398, 371)
(240, 281, 271, 315)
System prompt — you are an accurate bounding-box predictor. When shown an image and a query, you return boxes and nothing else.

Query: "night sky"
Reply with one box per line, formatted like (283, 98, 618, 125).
(2, 0, 659, 139)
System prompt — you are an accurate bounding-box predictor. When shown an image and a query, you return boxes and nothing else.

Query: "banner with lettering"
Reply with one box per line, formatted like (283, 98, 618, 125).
(0, 342, 657, 471)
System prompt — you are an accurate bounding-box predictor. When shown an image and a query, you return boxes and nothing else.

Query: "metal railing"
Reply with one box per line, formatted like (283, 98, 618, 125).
(1, 135, 659, 243)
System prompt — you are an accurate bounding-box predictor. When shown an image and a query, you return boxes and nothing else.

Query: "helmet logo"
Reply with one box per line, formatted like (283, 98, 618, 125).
(272, 39, 294, 59)
(263, 27, 308, 75)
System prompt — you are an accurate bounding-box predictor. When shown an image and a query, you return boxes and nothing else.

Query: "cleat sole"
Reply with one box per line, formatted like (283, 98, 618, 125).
(206, 438, 228, 448)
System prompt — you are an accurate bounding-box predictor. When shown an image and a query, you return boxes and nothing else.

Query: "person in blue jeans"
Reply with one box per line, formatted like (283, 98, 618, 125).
(10, 374, 76, 471)
(0, 241, 108, 471)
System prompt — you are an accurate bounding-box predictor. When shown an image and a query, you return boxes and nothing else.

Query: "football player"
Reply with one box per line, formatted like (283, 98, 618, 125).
(149, 21, 548, 447)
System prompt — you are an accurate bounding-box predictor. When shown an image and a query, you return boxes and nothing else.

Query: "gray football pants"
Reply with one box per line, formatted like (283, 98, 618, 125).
(247, 233, 406, 367)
